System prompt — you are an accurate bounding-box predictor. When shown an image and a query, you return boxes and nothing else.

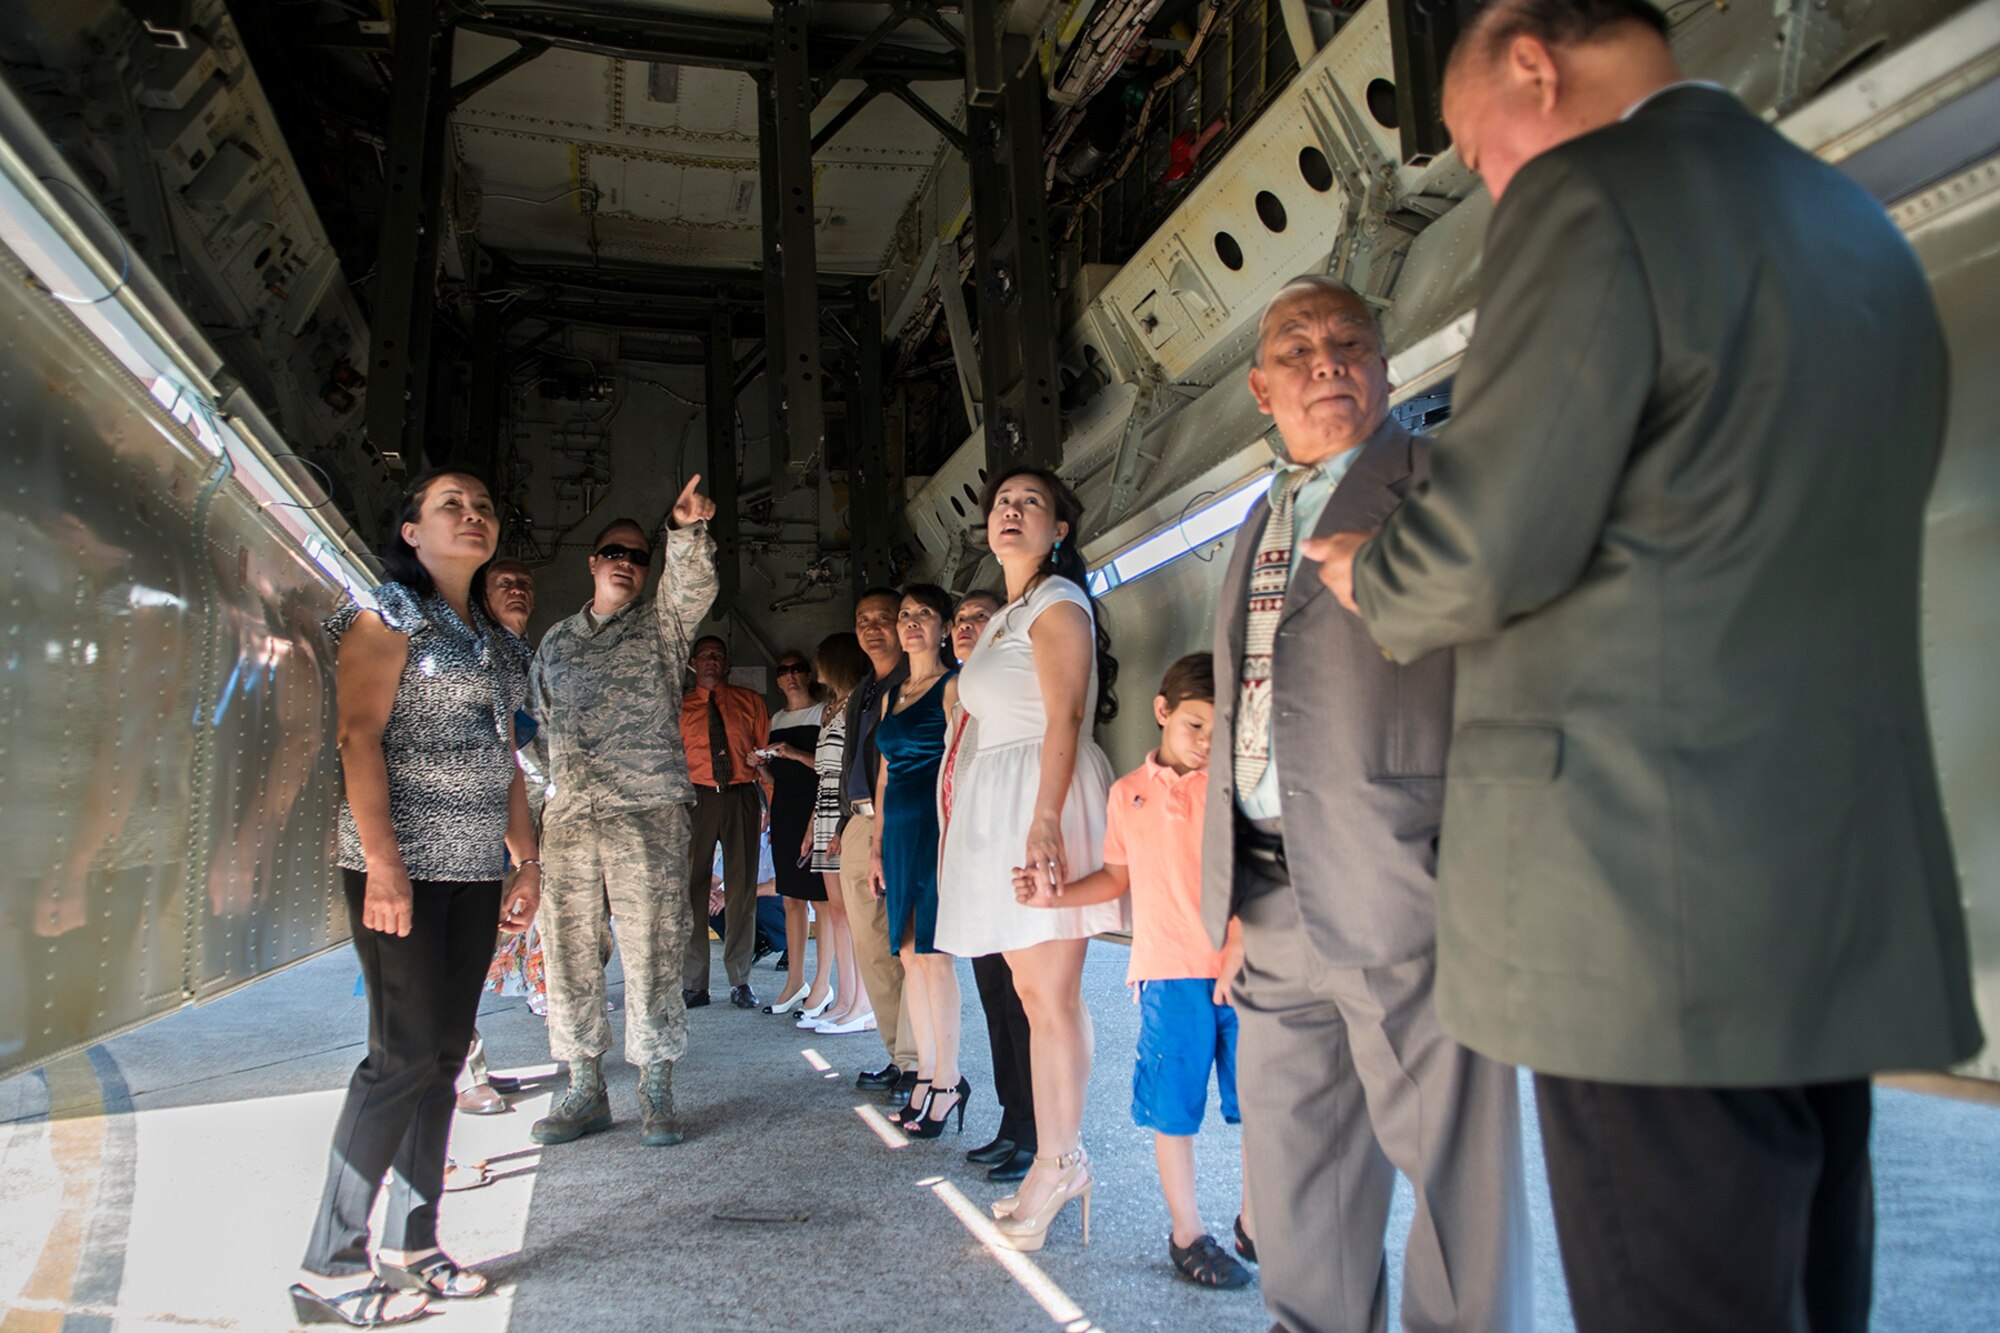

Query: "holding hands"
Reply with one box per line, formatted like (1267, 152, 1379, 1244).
(1012, 863, 1063, 908)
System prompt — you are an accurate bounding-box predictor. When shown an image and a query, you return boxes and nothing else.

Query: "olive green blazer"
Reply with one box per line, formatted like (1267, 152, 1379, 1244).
(1353, 86, 1981, 1086)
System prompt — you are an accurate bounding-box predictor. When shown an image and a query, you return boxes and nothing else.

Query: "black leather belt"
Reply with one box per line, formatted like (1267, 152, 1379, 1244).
(1234, 815, 1289, 886)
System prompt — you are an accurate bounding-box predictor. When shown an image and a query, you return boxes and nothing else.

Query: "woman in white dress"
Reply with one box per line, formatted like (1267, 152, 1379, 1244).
(937, 467, 1123, 1252)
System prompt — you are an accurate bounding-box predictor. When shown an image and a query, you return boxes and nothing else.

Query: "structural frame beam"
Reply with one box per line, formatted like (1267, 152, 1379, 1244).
(706, 307, 742, 612)
(363, 0, 455, 473)
(967, 32, 1063, 474)
(847, 279, 896, 591)
(767, 0, 827, 497)
(461, 2, 961, 81)
(450, 36, 551, 106)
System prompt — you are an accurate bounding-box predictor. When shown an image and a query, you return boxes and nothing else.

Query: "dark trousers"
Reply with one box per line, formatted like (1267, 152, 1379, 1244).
(1536, 1074, 1874, 1333)
(970, 952, 1035, 1149)
(303, 871, 499, 1275)
(684, 783, 760, 991)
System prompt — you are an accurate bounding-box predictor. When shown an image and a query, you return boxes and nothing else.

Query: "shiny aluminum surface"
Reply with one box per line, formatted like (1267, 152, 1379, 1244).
(0, 244, 345, 1082)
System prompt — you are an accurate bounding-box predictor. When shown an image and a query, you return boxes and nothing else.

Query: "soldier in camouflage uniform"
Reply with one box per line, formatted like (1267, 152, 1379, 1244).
(528, 476, 719, 1147)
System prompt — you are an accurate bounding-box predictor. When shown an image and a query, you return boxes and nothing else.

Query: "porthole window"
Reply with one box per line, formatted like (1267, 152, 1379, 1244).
(1298, 146, 1334, 193)
(1365, 78, 1399, 129)
(1214, 231, 1244, 271)
(1254, 191, 1287, 233)
(962, 483, 979, 508)
(949, 495, 965, 517)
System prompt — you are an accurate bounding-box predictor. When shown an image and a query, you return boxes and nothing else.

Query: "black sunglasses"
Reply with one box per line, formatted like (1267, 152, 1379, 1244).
(775, 662, 809, 676)
(593, 543, 652, 567)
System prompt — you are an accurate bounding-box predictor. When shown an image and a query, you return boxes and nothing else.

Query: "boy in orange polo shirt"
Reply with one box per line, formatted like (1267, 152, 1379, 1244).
(1015, 652, 1251, 1289)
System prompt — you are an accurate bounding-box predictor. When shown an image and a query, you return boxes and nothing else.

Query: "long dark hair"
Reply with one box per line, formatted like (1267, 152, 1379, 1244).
(977, 466, 1119, 726)
(381, 466, 493, 598)
(900, 582, 959, 669)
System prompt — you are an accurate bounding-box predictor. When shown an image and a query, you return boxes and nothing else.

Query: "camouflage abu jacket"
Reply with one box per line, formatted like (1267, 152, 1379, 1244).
(531, 520, 718, 820)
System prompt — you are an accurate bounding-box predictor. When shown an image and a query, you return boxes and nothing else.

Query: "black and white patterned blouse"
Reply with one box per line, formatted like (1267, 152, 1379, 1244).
(325, 582, 531, 882)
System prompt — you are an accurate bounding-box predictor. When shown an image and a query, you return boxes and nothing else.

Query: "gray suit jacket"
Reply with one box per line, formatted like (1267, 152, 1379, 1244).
(1201, 418, 1454, 977)
(1353, 86, 1981, 1086)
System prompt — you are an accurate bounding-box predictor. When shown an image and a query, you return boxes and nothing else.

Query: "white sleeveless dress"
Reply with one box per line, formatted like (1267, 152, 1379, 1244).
(935, 577, 1128, 956)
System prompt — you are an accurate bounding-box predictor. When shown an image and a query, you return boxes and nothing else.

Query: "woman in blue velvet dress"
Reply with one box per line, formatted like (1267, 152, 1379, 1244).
(868, 584, 967, 1138)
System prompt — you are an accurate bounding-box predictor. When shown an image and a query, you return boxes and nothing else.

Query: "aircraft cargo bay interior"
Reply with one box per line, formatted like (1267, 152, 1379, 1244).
(2, 0, 1998, 1328)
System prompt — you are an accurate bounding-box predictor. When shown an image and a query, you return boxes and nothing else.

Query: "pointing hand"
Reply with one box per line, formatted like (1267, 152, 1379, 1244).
(671, 474, 718, 529)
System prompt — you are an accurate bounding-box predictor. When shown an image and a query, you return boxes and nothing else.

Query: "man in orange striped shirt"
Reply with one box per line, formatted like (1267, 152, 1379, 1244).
(680, 635, 771, 1008)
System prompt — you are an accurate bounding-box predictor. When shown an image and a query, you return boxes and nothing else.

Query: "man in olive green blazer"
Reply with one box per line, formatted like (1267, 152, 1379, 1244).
(1312, 2, 1982, 1330)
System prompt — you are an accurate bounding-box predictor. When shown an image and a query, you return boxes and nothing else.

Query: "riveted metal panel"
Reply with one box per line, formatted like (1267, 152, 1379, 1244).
(0, 242, 344, 1080)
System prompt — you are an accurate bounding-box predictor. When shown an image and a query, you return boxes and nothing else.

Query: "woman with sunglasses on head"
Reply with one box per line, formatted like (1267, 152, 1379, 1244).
(761, 650, 829, 1014)
(935, 468, 1123, 1253)
(292, 469, 537, 1326)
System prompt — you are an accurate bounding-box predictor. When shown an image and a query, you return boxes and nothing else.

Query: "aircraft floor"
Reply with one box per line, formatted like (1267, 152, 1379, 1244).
(1, 938, 1996, 1331)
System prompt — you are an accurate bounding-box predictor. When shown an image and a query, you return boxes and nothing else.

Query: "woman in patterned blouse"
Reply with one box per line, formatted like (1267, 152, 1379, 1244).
(293, 470, 540, 1327)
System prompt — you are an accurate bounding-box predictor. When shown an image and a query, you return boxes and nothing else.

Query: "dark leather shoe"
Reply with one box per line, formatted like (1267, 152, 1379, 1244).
(682, 989, 711, 1008)
(891, 1068, 919, 1097)
(986, 1145, 1035, 1183)
(730, 985, 758, 1009)
(855, 1062, 901, 1091)
(965, 1136, 1016, 1167)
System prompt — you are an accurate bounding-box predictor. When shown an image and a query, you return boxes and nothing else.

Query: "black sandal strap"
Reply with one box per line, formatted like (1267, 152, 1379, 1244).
(1170, 1234, 1252, 1289)
(377, 1254, 488, 1299)
(290, 1279, 429, 1326)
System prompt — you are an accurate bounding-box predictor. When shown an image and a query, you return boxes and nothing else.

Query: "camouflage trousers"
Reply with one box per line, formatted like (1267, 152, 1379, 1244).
(541, 805, 693, 1067)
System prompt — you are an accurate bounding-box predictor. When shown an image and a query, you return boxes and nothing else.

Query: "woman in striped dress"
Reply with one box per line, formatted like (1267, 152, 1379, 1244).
(798, 632, 872, 1029)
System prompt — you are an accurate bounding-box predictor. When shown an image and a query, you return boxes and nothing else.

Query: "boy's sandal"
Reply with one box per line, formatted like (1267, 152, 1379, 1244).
(374, 1253, 490, 1300)
(288, 1279, 431, 1326)
(1169, 1233, 1253, 1289)
(441, 1159, 491, 1192)
(1234, 1213, 1258, 1263)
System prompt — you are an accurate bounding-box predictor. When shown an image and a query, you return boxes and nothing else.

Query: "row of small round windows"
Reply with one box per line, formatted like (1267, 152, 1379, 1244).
(1213, 142, 1339, 272)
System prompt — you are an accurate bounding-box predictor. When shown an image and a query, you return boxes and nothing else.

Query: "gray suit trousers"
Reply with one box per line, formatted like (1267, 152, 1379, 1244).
(1234, 877, 1531, 1333)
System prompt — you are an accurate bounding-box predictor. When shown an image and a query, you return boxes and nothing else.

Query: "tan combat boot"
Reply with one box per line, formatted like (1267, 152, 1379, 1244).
(637, 1060, 684, 1147)
(530, 1055, 611, 1145)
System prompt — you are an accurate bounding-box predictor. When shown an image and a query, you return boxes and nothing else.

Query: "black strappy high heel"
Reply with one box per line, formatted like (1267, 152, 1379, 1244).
(907, 1077, 972, 1139)
(894, 1078, 934, 1128)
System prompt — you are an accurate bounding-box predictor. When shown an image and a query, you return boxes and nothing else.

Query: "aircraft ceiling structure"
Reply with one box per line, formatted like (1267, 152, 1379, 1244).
(447, 17, 963, 272)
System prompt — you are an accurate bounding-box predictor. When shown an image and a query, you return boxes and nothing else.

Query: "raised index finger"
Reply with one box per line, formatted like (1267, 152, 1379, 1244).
(678, 473, 704, 502)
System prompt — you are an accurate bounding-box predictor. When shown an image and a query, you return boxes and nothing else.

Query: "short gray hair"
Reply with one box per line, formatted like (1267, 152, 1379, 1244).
(1251, 274, 1383, 367)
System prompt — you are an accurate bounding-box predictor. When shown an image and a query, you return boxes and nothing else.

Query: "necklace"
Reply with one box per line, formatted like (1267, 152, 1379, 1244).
(899, 667, 945, 705)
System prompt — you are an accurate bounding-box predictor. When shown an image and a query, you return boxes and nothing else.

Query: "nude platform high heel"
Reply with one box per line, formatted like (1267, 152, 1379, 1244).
(992, 1148, 1091, 1253)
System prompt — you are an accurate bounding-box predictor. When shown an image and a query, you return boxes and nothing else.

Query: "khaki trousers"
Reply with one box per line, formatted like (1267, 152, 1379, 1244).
(683, 783, 760, 992)
(836, 813, 914, 1068)
(542, 806, 692, 1067)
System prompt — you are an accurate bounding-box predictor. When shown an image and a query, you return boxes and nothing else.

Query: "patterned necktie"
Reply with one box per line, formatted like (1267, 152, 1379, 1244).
(707, 693, 735, 788)
(1235, 466, 1317, 792)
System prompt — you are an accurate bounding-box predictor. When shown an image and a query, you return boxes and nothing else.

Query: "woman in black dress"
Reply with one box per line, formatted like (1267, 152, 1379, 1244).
(761, 648, 827, 1013)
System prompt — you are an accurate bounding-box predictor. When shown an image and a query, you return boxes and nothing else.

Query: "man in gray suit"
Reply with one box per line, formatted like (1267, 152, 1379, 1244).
(1202, 275, 1530, 1333)
(1314, 3, 1982, 1330)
